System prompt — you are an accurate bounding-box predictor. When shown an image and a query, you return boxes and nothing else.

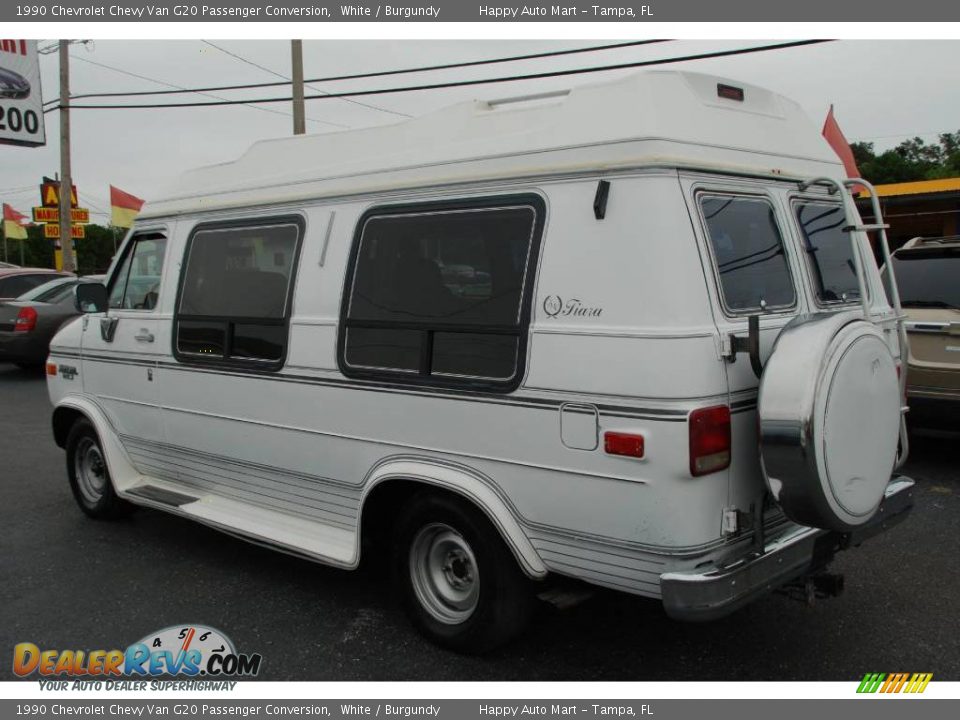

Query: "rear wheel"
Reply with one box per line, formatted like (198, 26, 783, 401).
(65, 419, 134, 520)
(392, 492, 534, 653)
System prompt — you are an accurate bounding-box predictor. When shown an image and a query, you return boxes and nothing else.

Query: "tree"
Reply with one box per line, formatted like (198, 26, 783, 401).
(2, 223, 119, 273)
(852, 132, 960, 184)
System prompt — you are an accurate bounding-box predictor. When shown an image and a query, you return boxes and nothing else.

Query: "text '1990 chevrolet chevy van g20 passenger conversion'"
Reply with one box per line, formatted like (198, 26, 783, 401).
(49, 71, 914, 652)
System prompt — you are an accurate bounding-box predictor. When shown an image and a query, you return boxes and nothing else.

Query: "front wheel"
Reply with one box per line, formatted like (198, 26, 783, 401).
(65, 419, 134, 520)
(392, 493, 535, 653)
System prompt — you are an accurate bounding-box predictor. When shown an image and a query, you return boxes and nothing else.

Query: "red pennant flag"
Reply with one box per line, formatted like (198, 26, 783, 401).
(822, 105, 863, 193)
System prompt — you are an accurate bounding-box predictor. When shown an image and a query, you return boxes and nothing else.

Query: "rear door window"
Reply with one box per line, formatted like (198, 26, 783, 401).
(794, 201, 863, 304)
(699, 195, 796, 313)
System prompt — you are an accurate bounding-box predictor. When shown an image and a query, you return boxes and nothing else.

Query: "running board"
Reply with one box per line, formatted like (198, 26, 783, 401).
(120, 479, 357, 568)
(126, 485, 199, 507)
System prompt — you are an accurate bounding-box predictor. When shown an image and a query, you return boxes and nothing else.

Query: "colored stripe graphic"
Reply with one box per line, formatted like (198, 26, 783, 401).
(857, 672, 932, 693)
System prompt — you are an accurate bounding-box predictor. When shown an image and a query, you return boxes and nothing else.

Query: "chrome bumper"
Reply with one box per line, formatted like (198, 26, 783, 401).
(660, 476, 915, 622)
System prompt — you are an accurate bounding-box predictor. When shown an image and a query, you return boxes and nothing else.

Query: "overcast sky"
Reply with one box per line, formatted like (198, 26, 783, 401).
(2, 39, 958, 225)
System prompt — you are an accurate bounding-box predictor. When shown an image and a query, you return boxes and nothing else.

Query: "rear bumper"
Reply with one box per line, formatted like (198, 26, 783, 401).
(0, 331, 48, 363)
(660, 476, 914, 622)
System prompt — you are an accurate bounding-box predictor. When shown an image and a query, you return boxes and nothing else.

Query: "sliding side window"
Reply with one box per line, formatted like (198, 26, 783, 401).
(175, 218, 302, 368)
(700, 194, 796, 313)
(340, 197, 543, 391)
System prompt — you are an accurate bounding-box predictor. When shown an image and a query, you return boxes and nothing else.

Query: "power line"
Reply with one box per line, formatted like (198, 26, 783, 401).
(64, 40, 672, 101)
(201, 40, 410, 119)
(52, 53, 349, 128)
(55, 40, 832, 112)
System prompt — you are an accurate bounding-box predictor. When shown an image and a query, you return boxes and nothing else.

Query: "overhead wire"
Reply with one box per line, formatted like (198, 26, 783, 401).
(201, 40, 411, 119)
(61, 40, 672, 101)
(50, 40, 833, 112)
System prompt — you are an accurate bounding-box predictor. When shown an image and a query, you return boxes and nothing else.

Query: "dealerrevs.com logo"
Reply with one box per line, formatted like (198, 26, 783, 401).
(13, 625, 262, 686)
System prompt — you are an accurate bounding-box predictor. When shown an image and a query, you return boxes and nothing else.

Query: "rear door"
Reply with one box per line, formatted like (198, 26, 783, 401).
(679, 174, 809, 524)
(80, 230, 169, 450)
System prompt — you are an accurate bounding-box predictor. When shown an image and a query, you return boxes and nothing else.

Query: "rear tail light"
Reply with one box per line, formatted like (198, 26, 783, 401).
(14, 307, 38, 332)
(689, 405, 731, 477)
(46, 363, 57, 376)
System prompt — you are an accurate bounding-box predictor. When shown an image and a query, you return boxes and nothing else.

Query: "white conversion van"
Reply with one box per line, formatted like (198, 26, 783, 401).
(49, 71, 914, 652)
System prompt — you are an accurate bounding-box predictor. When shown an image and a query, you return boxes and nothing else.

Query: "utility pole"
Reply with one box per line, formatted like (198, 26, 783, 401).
(291, 40, 306, 136)
(59, 40, 77, 274)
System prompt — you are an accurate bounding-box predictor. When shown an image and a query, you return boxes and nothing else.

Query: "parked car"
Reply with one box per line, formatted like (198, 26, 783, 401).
(0, 268, 72, 302)
(0, 66, 31, 99)
(888, 235, 960, 430)
(0, 276, 104, 369)
(49, 71, 913, 652)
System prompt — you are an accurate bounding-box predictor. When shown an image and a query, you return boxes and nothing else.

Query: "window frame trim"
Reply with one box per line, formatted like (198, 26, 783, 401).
(105, 229, 168, 314)
(695, 189, 799, 318)
(337, 193, 546, 393)
(172, 214, 305, 372)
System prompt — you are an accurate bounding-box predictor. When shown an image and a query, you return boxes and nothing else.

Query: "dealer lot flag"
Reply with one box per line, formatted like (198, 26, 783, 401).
(2, 203, 29, 240)
(822, 105, 863, 192)
(110, 185, 145, 228)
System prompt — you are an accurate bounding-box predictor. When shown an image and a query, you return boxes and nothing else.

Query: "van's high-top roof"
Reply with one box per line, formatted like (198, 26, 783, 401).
(142, 70, 843, 219)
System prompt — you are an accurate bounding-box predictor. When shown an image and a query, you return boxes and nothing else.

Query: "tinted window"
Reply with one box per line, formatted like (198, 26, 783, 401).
(794, 202, 862, 303)
(4, 274, 56, 298)
(18, 277, 75, 302)
(110, 236, 167, 310)
(700, 195, 795, 311)
(891, 249, 960, 309)
(342, 200, 540, 388)
(176, 220, 301, 366)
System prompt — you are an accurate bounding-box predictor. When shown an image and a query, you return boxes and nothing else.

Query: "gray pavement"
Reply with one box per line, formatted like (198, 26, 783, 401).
(1, 363, 957, 681)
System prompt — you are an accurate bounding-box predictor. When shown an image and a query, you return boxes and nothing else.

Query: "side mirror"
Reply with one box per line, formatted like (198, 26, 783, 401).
(76, 283, 108, 314)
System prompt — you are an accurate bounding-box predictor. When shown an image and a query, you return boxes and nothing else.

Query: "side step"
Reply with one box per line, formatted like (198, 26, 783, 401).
(126, 485, 199, 507)
(121, 480, 357, 568)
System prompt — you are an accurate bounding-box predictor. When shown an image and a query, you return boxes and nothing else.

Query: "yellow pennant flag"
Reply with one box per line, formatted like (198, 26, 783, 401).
(3, 203, 29, 240)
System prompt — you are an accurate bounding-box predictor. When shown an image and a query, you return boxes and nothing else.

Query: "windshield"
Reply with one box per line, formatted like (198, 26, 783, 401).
(16, 277, 77, 302)
(890, 249, 960, 310)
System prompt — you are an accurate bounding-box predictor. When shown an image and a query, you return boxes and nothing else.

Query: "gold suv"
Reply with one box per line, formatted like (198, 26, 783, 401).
(888, 236, 960, 430)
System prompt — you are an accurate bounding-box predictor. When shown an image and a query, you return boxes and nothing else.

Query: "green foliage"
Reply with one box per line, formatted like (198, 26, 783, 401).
(852, 132, 960, 184)
(1, 223, 121, 274)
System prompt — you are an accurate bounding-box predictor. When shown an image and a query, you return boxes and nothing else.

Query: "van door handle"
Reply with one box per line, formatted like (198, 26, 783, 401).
(134, 329, 155, 343)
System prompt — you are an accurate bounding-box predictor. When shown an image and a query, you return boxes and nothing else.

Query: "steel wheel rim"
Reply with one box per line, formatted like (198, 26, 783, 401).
(409, 523, 479, 625)
(74, 437, 107, 505)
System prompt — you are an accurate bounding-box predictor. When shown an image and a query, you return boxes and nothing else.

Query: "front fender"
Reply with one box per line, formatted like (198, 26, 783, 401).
(360, 456, 547, 578)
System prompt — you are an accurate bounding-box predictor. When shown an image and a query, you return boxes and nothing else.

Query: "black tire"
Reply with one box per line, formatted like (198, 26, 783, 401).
(391, 492, 535, 654)
(65, 419, 134, 520)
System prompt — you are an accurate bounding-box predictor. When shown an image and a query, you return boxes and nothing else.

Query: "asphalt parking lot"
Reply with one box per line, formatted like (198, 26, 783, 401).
(2, 362, 958, 682)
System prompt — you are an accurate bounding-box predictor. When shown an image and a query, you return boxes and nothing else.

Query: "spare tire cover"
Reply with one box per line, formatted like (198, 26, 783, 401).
(758, 312, 900, 531)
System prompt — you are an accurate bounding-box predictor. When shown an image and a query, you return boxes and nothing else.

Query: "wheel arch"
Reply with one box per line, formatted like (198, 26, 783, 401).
(51, 397, 140, 491)
(358, 457, 547, 579)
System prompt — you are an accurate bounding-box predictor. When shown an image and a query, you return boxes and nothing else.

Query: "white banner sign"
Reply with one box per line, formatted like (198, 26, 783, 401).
(0, 39, 46, 147)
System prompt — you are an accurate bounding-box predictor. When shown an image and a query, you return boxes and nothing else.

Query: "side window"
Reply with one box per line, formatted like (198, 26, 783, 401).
(109, 235, 167, 310)
(794, 201, 863, 304)
(175, 218, 302, 366)
(340, 196, 543, 390)
(699, 194, 795, 312)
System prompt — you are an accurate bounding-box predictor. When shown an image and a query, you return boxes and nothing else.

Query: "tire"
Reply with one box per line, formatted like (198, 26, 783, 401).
(65, 419, 134, 520)
(391, 492, 534, 653)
